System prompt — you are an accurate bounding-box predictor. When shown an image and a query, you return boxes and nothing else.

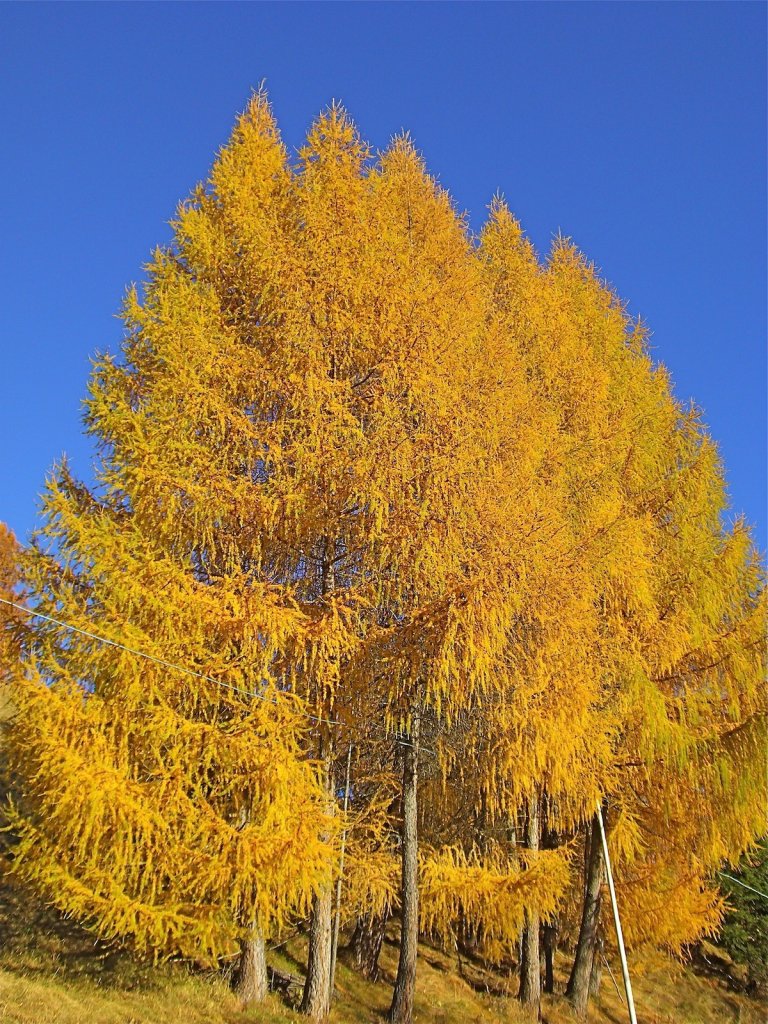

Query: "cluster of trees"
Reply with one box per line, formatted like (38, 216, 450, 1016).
(0, 94, 765, 1023)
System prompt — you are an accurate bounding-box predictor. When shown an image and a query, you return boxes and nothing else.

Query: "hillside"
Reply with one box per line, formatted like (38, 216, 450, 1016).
(0, 882, 763, 1024)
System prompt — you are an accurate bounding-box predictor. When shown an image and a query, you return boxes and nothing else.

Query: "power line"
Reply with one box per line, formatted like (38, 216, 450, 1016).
(1, 597, 435, 753)
(0, 597, 447, 754)
(0, 596, 339, 727)
(718, 871, 768, 902)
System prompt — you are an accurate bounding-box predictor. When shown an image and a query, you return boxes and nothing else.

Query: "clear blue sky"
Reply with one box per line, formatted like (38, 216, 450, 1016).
(1, 2, 765, 549)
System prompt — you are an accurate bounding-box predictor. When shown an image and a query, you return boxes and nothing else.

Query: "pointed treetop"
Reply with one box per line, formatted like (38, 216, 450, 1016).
(300, 101, 371, 171)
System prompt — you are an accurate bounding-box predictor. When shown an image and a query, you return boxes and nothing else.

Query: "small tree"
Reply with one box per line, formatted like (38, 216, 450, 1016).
(718, 838, 768, 992)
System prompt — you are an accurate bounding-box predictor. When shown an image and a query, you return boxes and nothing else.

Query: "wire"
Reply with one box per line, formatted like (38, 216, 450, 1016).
(718, 871, 768, 902)
(0, 596, 339, 727)
(0, 597, 434, 751)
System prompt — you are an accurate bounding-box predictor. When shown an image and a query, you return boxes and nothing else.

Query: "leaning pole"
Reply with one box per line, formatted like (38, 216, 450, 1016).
(596, 802, 638, 1024)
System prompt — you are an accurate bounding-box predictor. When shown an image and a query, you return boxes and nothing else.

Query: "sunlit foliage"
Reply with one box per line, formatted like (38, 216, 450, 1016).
(1, 92, 764, 1021)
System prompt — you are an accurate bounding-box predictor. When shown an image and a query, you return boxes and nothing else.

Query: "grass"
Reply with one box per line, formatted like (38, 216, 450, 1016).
(0, 882, 764, 1024)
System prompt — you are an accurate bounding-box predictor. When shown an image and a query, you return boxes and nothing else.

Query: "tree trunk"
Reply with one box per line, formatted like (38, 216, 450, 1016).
(349, 907, 390, 980)
(542, 921, 557, 995)
(566, 813, 604, 1017)
(458, 903, 483, 959)
(301, 885, 334, 1020)
(589, 930, 604, 999)
(301, 542, 336, 1021)
(330, 743, 353, 995)
(301, 757, 335, 1021)
(519, 795, 541, 1014)
(233, 926, 268, 1005)
(541, 791, 558, 996)
(389, 708, 421, 1024)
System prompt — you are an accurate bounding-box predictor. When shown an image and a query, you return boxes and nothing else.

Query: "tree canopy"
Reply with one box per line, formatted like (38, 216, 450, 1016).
(1, 91, 764, 1024)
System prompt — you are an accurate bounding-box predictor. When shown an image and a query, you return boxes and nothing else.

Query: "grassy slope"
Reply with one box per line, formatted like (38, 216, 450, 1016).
(0, 914, 764, 1024)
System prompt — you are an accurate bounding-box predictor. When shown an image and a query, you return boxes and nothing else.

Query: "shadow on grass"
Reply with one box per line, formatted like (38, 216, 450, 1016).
(0, 873, 168, 992)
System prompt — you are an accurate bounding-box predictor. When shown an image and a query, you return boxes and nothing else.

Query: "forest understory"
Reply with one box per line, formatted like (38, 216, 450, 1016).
(0, 879, 763, 1024)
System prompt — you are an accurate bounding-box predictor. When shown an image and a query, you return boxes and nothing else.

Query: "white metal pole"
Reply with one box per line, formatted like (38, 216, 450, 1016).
(596, 802, 637, 1024)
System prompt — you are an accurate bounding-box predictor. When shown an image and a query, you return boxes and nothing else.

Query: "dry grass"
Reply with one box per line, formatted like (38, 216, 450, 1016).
(0, 883, 763, 1024)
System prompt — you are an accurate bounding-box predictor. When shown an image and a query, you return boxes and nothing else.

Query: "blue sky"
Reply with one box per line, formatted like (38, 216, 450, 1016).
(1, 2, 765, 549)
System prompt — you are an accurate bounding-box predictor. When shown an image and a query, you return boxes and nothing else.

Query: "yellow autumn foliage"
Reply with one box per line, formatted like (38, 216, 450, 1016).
(419, 843, 571, 957)
(0, 89, 764, 986)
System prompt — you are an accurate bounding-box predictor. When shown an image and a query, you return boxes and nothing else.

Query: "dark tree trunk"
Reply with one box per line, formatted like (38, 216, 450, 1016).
(542, 921, 557, 995)
(389, 708, 421, 1024)
(458, 903, 483, 959)
(233, 927, 268, 1005)
(566, 813, 604, 1017)
(349, 907, 390, 980)
(589, 930, 604, 999)
(541, 791, 559, 996)
(519, 795, 541, 1014)
(459, 797, 487, 958)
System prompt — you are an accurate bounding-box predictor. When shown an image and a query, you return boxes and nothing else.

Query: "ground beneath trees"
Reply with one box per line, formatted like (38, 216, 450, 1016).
(0, 879, 763, 1024)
